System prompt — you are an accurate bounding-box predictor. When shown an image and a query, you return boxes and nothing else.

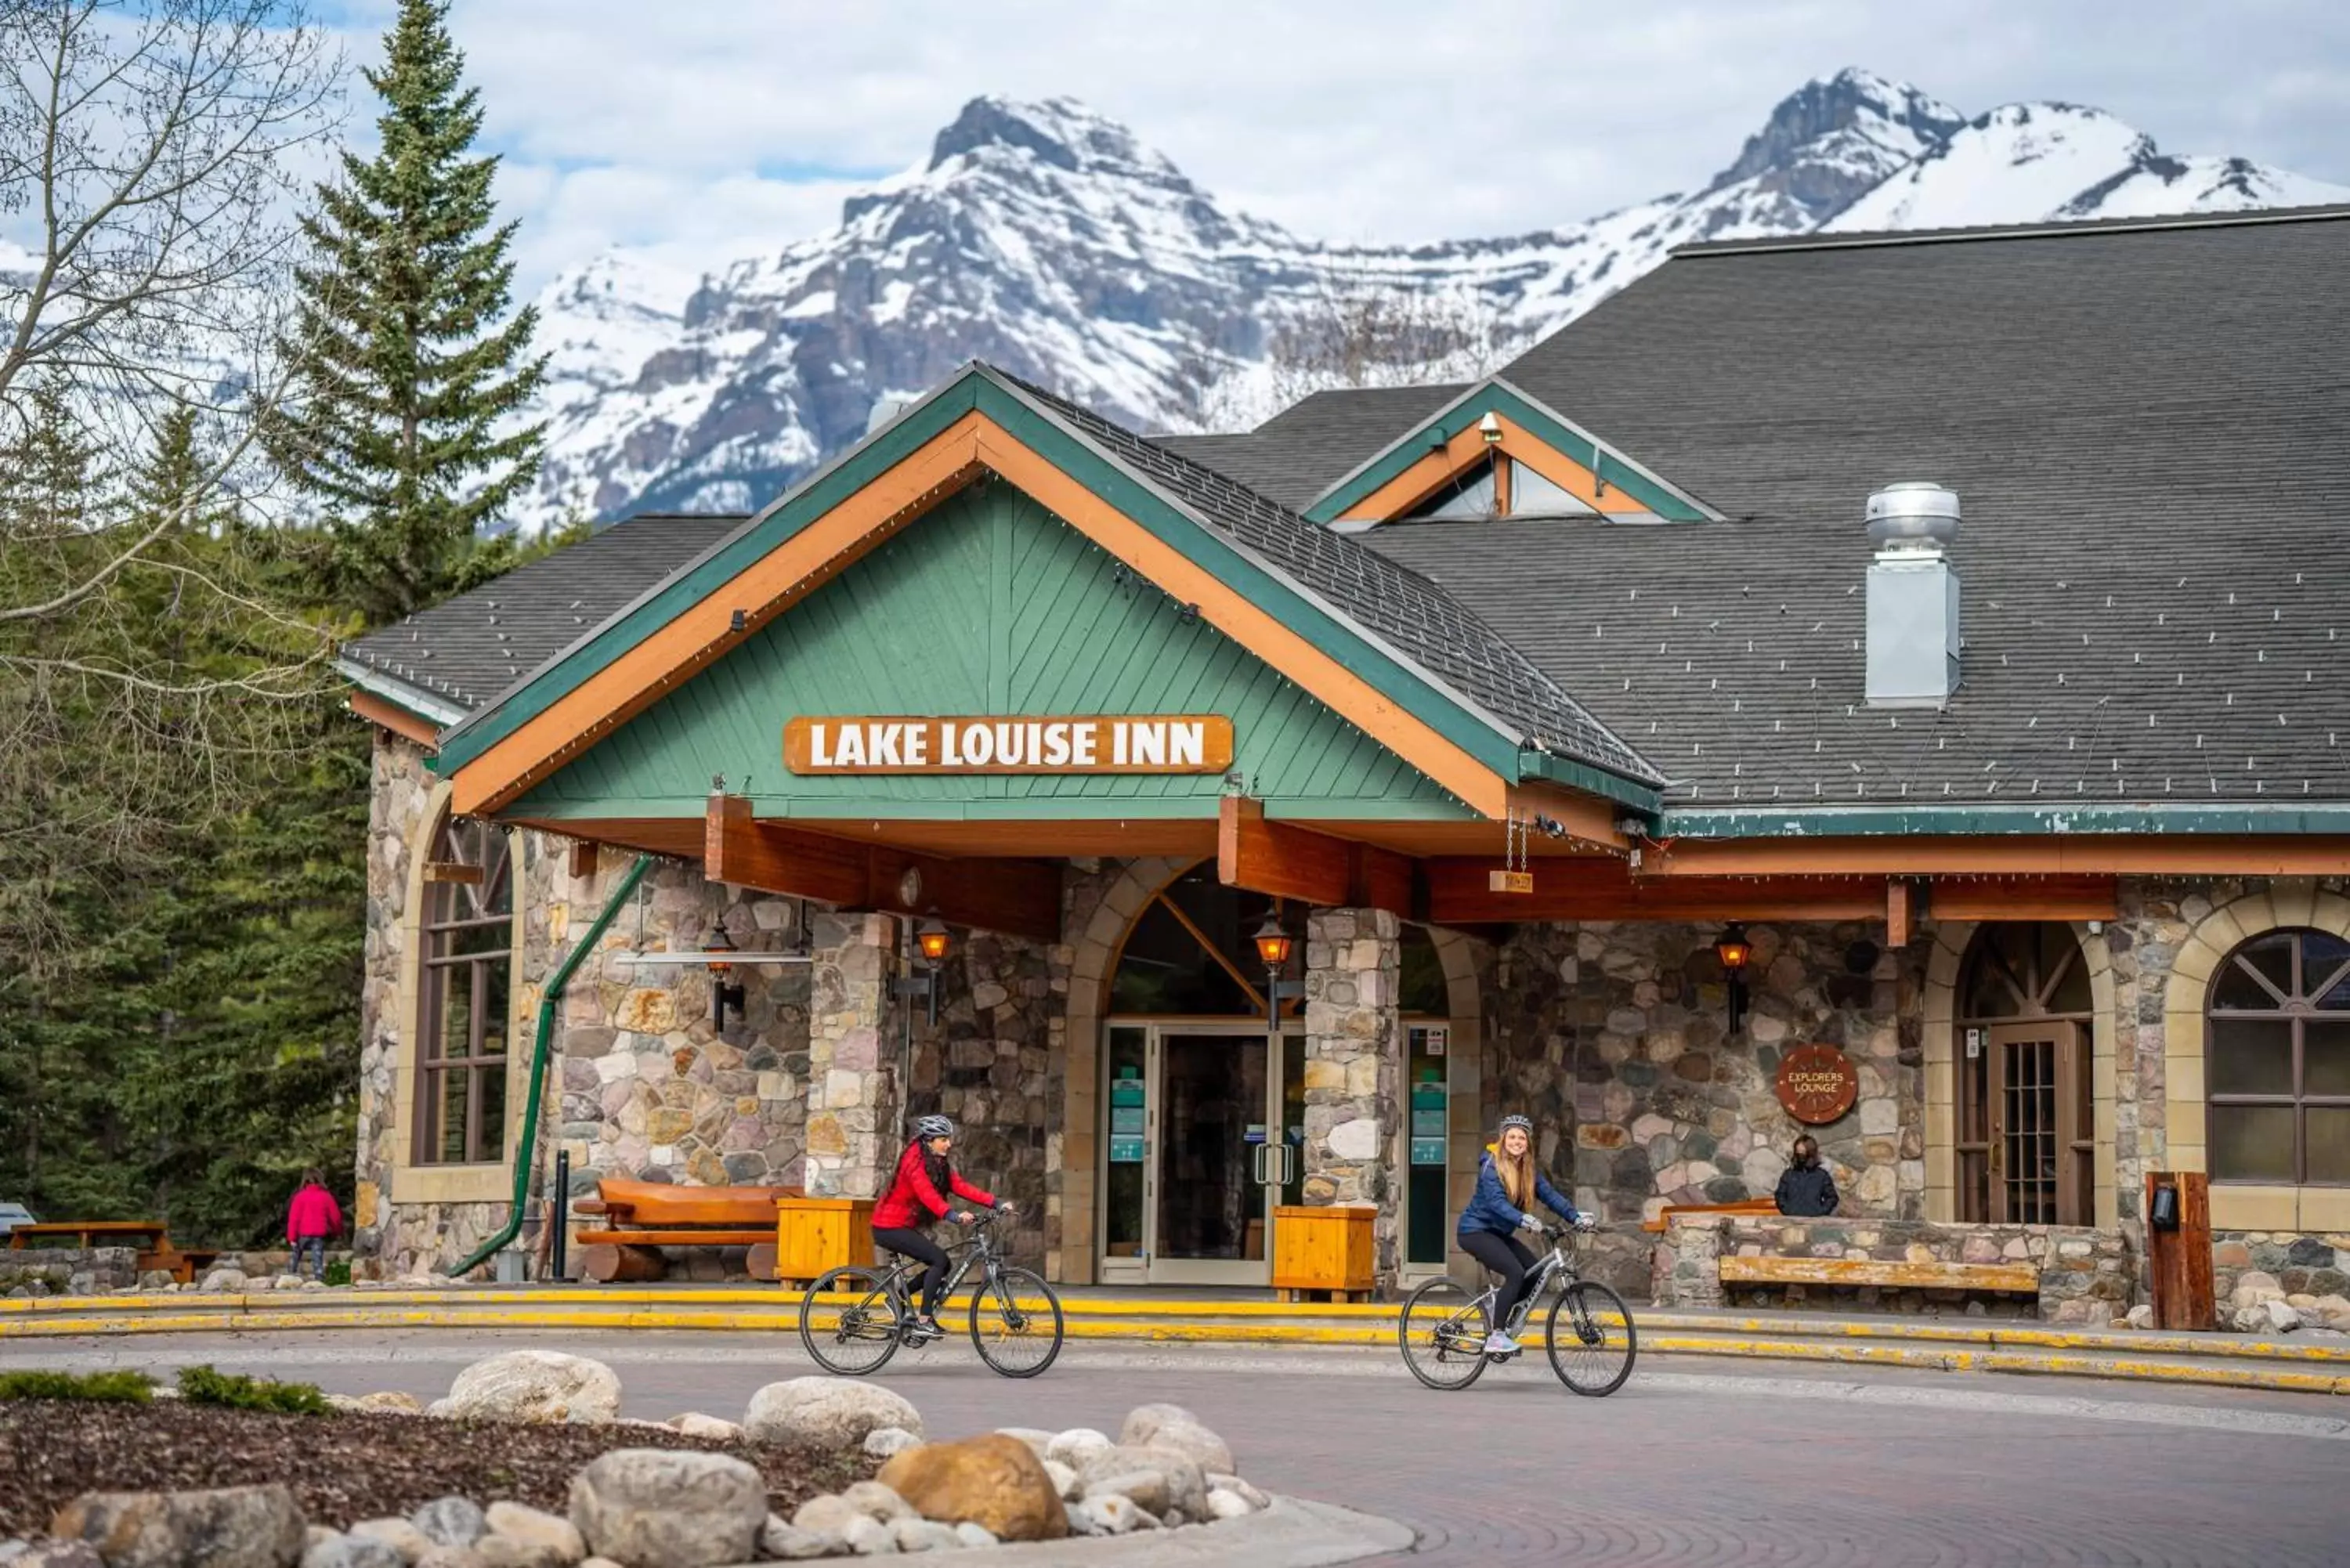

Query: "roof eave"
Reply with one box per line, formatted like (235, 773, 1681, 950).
(334, 656, 471, 728)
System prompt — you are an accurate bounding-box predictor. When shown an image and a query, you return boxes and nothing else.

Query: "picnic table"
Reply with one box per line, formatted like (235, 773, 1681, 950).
(7, 1220, 216, 1284)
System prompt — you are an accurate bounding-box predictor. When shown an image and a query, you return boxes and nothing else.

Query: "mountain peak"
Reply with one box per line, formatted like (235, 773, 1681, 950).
(1708, 68, 1965, 193)
(927, 95, 1187, 186)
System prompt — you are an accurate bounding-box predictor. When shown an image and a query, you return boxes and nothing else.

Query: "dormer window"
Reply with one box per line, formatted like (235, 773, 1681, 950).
(1401, 453, 1601, 522)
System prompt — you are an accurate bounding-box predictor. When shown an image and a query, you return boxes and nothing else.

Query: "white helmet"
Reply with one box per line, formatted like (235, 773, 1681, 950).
(913, 1115, 955, 1140)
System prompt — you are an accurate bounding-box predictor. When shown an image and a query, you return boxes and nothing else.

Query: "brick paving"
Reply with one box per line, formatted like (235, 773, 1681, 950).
(18, 1331, 2349, 1565)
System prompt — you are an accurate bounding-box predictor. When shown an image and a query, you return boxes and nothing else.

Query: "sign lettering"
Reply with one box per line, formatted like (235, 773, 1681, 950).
(1773, 1043, 1860, 1126)
(786, 715, 1233, 776)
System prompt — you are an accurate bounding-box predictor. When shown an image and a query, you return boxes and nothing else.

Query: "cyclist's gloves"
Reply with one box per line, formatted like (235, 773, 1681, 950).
(1520, 1216, 1549, 1236)
(1573, 1214, 1598, 1232)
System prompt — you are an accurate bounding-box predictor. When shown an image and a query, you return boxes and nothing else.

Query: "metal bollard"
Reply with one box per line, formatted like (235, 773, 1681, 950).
(552, 1148, 571, 1281)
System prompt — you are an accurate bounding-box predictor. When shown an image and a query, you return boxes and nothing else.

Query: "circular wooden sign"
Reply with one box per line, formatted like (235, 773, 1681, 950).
(1776, 1044, 1860, 1125)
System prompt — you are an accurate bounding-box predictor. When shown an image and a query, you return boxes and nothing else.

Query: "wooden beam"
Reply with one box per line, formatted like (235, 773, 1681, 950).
(348, 689, 441, 750)
(703, 793, 1062, 942)
(1217, 797, 1419, 918)
(1887, 880, 1913, 948)
(1925, 876, 2117, 923)
(568, 840, 599, 880)
(1427, 857, 1887, 924)
(1650, 835, 2350, 878)
(1509, 783, 1629, 852)
(507, 816, 709, 860)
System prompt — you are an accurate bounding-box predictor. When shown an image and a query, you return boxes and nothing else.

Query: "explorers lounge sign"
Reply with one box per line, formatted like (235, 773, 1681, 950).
(786, 715, 1235, 775)
(1774, 1043, 1861, 1125)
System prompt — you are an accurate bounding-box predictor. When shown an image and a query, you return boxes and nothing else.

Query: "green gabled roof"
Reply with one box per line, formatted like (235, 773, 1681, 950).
(434, 363, 1666, 813)
(1303, 377, 1720, 526)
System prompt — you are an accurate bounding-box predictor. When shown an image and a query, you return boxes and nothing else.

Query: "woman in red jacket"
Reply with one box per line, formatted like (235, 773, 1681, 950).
(872, 1115, 1009, 1341)
(285, 1169, 344, 1281)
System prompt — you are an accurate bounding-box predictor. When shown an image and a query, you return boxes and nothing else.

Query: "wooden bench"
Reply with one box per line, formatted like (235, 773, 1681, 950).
(1718, 1255, 2040, 1296)
(1641, 1198, 1780, 1234)
(7, 1220, 206, 1284)
(572, 1178, 803, 1282)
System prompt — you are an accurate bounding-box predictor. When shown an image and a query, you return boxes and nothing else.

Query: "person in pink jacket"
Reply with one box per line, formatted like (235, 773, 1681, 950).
(286, 1169, 344, 1281)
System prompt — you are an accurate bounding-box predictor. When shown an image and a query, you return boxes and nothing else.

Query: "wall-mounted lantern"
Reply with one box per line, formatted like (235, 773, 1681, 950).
(1253, 914, 1304, 1031)
(894, 916, 952, 1046)
(1714, 922, 1753, 1035)
(705, 927, 746, 1028)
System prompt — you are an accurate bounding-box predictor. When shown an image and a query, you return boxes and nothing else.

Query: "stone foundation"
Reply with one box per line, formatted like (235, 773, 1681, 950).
(1654, 1216, 2135, 1322)
(2211, 1230, 2350, 1305)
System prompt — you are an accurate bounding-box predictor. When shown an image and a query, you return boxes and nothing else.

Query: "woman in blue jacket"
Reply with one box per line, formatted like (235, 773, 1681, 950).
(1459, 1113, 1590, 1353)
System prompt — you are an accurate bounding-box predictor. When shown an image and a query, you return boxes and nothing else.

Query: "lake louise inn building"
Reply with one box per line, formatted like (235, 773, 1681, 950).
(338, 206, 2350, 1317)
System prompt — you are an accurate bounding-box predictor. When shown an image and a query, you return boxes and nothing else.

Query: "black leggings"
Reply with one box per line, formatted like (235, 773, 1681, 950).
(1459, 1230, 1539, 1326)
(874, 1227, 950, 1317)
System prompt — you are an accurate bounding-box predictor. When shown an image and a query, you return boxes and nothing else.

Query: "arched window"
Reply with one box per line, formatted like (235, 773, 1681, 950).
(415, 815, 515, 1165)
(2204, 929, 2350, 1186)
(1954, 923, 2095, 1223)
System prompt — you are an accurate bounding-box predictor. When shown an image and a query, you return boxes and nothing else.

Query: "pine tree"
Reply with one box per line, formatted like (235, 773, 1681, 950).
(266, 0, 547, 627)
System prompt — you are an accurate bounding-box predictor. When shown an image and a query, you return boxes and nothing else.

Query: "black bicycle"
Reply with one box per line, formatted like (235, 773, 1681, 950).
(796, 1209, 1065, 1378)
(1397, 1223, 1637, 1396)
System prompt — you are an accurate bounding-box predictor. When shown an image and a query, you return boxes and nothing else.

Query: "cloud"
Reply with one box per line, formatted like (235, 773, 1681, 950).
(309, 0, 2350, 298)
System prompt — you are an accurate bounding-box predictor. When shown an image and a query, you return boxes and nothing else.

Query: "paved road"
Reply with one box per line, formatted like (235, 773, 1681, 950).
(13, 1331, 2350, 1566)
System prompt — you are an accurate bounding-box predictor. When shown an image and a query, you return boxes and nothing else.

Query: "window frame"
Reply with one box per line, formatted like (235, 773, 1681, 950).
(2204, 927, 2350, 1187)
(412, 815, 517, 1166)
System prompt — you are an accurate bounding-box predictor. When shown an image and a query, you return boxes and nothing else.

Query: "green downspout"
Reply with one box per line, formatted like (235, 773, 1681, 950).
(451, 854, 653, 1280)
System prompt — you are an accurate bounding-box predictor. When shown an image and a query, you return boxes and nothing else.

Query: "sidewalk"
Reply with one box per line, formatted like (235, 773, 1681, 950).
(5, 1283, 2345, 1396)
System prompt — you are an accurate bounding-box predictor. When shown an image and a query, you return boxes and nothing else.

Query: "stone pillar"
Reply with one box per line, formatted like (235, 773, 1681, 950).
(1301, 907, 1402, 1289)
(804, 911, 900, 1198)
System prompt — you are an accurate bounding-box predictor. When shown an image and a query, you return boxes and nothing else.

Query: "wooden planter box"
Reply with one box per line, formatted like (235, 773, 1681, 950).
(769, 1196, 877, 1288)
(1271, 1204, 1376, 1302)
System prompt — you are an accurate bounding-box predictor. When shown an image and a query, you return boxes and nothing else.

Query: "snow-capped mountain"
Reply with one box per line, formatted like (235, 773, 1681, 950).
(517, 69, 2348, 532)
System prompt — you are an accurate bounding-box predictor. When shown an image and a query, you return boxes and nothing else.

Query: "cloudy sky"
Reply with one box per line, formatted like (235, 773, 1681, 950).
(322, 0, 2347, 298)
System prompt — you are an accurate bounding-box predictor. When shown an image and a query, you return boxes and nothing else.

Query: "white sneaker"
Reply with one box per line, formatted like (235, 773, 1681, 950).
(1483, 1331, 1518, 1354)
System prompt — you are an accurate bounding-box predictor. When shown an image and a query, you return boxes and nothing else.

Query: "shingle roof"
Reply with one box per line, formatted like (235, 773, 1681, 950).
(1361, 207, 2350, 807)
(341, 514, 746, 712)
(1155, 382, 1468, 510)
(989, 367, 1662, 787)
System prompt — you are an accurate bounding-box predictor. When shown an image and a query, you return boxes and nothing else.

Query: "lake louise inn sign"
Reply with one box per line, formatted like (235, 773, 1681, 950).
(337, 208, 2350, 1318)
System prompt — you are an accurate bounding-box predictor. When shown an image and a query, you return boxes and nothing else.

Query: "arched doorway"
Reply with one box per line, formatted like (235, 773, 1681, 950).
(1954, 923, 2095, 1224)
(1093, 862, 1462, 1285)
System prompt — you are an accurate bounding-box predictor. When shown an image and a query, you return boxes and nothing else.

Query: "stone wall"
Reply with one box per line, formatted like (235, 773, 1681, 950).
(2211, 1230, 2350, 1308)
(1482, 917, 1922, 1235)
(1302, 908, 1402, 1287)
(0, 1248, 140, 1297)
(1655, 1216, 2135, 1323)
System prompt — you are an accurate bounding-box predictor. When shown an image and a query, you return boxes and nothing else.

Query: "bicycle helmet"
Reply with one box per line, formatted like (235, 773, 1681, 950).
(1498, 1114, 1534, 1137)
(911, 1114, 955, 1140)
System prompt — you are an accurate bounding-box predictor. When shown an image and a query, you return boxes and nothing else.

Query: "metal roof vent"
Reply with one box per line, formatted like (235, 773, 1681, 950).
(1864, 482, 1961, 709)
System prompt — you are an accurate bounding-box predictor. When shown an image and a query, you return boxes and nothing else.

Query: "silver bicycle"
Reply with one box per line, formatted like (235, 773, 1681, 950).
(797, 1210, 1063, 1379)
(1397, 1223, 1637, 1395)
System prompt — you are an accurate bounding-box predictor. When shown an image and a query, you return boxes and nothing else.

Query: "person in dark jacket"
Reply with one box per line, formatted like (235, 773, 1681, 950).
(1773, 1135, 1840, 1216)
(1456, 1114, 1590, 1354)
(871, 1115, 1010, 1342)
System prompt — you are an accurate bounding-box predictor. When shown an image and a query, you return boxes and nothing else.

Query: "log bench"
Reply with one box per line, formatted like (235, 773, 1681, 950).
(1718, 1254, 2040, 1297)
(1642, 1198, 1780, 1234)
(572, 1178, 803, 1283)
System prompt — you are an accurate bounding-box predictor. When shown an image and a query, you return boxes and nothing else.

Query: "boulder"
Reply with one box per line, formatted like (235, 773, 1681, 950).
(412, 1552, 483, 1568)
(1043, 1429, 1112, 1470)
(1117, 1405, 1232, 1476)
(302, 1535, 406, 1568)
(10, 1547, 105, 1568)
(349, 1520, 433, 1563)
(481, 1505, 582, 1566)
(1076, 1497, 1145, 1536)
(788, 1498, 861, 1537)
(411, 1501, 486, 1552)
(863, 1428, 923, 1461)
(1041, 1461, 1079, 1501)
(757, 1518, 838, 1562)
(2123, 1304, 2154, 1331)
(198, 1270, 248, 1295)
(661, 1414, 742, 1443)
(1206, 1489, 1255, 1522)
(839, 1483, 912, 1524)
(837, 1516, 896, 1556)
(743, 1378, 924, 1451)
(1207, 1474, 1268, 1511)
(429, 1353, 620, 1425)
(2232, 1270, 2285, 1308)
(888, 1519, 960, 1553)
(992, 1428, 1054, 1458)
(952, 1524, 996, 1549)
(567, 1449, 765, 1568)
(877, 1433, 1068, 1543)
(1075, 1444, 1205, 1520)
(356, 1393, 425, 1416)
(471, 1541, 563, 1568)
(50, 1484, 305, 1568)
(1083, 1471, 1173, 1517)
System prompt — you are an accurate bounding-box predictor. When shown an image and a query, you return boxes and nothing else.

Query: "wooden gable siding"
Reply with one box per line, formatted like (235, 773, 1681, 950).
(513, 482, 1469, 823)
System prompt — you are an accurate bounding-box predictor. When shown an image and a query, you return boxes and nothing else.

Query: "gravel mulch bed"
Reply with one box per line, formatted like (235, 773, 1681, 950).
(0, 1403, 873, 1538)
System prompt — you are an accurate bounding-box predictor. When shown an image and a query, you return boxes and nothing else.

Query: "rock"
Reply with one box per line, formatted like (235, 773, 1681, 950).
(863, 1427, 923, 1461)
(1074, 1444, 1206, 1520)
(838, 1516, 898, 1556)
(1206, 1489, 1255, 1522)
(839, 1483, 912, 1524)
(303, 1534, 407, 1568)
(355, 1392, 424, 1415)
(2124, 1304, 2155, 1330)
(757, 1518, 838, 1561)
(992, 1427, 1054, 1458)
(412, 1501, 488, 1551)
(789, 1498, 861, 1537)
(481, 1505, 582, 1566)
(2265, 1300, 2304, 1333)
(1076, 1497, 1144, 1536)
(1061, 1505, 1098, 1537)
(878, 1434, 1066, 1542)
(198, 1269, 249, 1294)
(2232, 1270, 2286, 1308)
(10, 1546, 105, 1568)
(412, 1552, 484, 1568)
(952, 1524, 996, 1549)
(566, 1449, 765, 1568)
(1207, 1475, 1268, 1510)
(1083, 1472, 1172, 1517)
(428, 1353, 621, 1425)
(1043, 1429, 1113, 1469)
(888, 1519, 960, 1553)
(1041, 1461, 1079, 1501)
(1117, 1405, 1232, 1475)
(662, 1414, 742, 1443)
(50, 1483, 306, 1568)
(744, 1378, 924, 1451)
(349, 1520, 433, 1563)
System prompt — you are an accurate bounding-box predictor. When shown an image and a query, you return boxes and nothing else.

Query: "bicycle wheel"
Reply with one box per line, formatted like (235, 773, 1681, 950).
(1398, 1277, 1490, 1390)
(799, 1266, 903, 1376)
(969, 1266, 1064, 1378)
(1544, 1280, 1636, 1396)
